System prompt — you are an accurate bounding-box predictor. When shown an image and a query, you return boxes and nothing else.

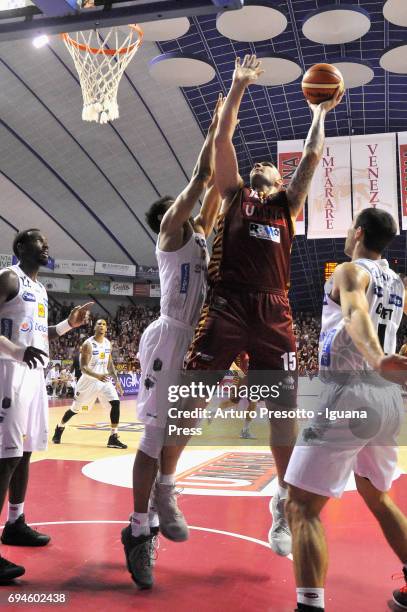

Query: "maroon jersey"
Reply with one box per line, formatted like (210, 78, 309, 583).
(208, 186, 294, 292)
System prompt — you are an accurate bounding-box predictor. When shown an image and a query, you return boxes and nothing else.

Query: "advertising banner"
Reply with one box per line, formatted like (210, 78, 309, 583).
(70, 278, 110, 295)
(110, 281, 134, 296)
(149, 284, 161, 298)
(40, 276, 70, 293)
(277, 139, 305, 235)
(307, 136, 352, 239)
(352, 132, 399, 231)
(119, 372, 140, 396)
(54, 260, 95, 275)
(95, 261, 136, 277)
(0, 254, 12, 269)
(398, 132, 407, 230)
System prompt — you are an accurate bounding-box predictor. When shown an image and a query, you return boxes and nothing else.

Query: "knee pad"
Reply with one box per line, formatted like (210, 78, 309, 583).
(109, 400, 120, 425)
(139, 425, 166, 459)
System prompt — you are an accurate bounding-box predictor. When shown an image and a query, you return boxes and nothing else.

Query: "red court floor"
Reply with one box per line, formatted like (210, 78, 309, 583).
(0, 456, 406, 611)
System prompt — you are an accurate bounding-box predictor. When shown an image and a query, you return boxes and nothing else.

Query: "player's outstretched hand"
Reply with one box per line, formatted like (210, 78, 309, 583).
(308, 86, 344, 114)
(68, 302, 94, 328)
(233, 54, 264, 87)
(377, 354, 407, 385)
(116, 380, 124, 396)
(23, 346, 48, 369)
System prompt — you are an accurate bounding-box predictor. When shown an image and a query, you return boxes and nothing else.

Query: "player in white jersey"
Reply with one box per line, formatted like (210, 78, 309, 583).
(283, 209, 407, 612)
(0, 228, 92, 582)
(121, 96, 224, 589)
(45, 363, 61, 397)
(52, 319, 126, 449)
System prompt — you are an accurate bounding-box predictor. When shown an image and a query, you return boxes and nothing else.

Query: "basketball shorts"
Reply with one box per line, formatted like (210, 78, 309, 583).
(71, 374, 119, 413)
(285, 379, 404, 497)
(184, 285, 298, 407)
(0, 360, 48, 458)
(137, 315, 194, 427)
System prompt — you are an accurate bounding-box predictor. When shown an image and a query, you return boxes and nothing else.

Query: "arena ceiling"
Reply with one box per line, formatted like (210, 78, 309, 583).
(0, 0, 407, 312)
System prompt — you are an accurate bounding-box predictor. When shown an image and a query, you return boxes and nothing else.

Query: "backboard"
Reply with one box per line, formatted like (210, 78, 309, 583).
(0, 0, 244, 41)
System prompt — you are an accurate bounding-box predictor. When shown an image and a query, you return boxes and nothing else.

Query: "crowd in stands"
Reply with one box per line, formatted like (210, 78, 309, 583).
(293, 313, 320, 377)
(48, 302, 159, 371)
(49, 301, 407, 377)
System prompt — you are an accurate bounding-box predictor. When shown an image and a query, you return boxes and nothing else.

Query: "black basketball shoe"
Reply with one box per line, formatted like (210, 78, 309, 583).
(0, 556, 25, 582)
(393, 567, 407, 609)
(1, 514, 50, 547)
(52, 425, 64, 444)
(107, 433, 127, 449)
(121, 525, 157, 589)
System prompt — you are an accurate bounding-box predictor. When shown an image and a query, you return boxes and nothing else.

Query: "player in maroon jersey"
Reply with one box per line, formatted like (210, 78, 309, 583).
(182, 55, 343, 556)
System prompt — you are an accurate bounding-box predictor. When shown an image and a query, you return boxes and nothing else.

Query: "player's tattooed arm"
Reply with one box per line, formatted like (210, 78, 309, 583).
(159, 95, 223, 250)
(286, 87, 344, 219)
(80, 340, 109, 382)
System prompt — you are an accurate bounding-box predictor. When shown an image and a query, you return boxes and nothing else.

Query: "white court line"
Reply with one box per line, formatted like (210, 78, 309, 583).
(0, 520, 293, 558)
(0, 520, 293, 560)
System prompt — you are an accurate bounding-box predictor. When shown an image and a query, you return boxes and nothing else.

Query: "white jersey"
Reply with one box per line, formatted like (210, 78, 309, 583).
(83, 336, 111, 376)
(0, 264, 49, 367)
(156, 231, 209, 328)
(320, 258, 405, 375)
(46, 367, 59, 383)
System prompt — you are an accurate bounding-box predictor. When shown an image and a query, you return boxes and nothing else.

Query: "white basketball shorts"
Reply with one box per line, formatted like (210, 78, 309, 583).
(71, 374, 119, 413)
(0, 360, 48, 458)
(137, 315, 194, 427)
(285, 378, 404, 497)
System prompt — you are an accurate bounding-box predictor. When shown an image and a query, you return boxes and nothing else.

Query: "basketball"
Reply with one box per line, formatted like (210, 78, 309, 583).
(301, 63, 344, 105)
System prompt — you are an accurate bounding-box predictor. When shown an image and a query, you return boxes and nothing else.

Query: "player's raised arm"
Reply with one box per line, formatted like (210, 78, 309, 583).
(48, 301, 93, 341)
(193, 96, 224, 237)
(215, 55, 263, 199)
(285, 88, 344, 219)
(335, 262, 407, 383)
(193, 176, 222, 238)
(159, 95, 222, 240)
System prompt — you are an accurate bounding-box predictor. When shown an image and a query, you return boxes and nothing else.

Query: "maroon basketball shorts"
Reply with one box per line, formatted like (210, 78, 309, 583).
(184, 284, 298, 407)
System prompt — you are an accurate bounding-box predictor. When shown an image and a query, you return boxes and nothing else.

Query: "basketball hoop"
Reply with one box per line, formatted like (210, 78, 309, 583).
(61, 24, 143, 124)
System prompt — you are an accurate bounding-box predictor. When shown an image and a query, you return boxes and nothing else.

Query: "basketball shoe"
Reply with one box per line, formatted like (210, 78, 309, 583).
(121, 525, 158, 589)
(393, 567, 407, 609)
(52, 425, 64, 444)
(268, 492, 292, 556)
(107, 433, 127, 449)
(152, 482, 189, 542)
(0, 556, 25, 582)
(1, 514, 50, 546)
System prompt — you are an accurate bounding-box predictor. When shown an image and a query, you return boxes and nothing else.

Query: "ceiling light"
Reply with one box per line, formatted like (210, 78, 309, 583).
(33, 34, 49, 48)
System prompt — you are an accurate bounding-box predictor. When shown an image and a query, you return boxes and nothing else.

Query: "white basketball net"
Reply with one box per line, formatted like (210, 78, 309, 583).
(62, 25, 143, 124)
